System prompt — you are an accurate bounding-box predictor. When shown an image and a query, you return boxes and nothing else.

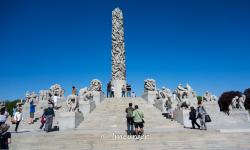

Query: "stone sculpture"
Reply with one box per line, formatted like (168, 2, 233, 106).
(202, 91, 217, 101)
(66, 95, 79, 112)
(78, 87, 93, 102)
(238, 95, 246, 110)
(144, 79, 156, 91)
(89, 79, 102, 91)
(50, 84, 64, 97)
(39, 90, 50, 101)
(174, 83, 197, 109)
(111, 8, 126, 81)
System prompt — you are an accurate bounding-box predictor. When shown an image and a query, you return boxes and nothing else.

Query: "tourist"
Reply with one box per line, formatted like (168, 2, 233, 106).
(131, 91, 136, 98)
(0, 107, 8, 125)
(197, 101, 207, 130)
(53, 94, 59, 110)
(122, 85, 126, 97)
(189, 106, 200, 129)
(0, 124, 11, 149)
(72, 86, 77, 96)
(125, 103, 134, 135)
(126, 84, 131, 97)
(107, 81, 111, 97)
(132, 105, 144, 137)
(14, 108, 22, 132)
(110, 85, 115, 98)
(44, 104, 55, 132)
(29, 100, 36, 124)
(48, 93, 55, 108)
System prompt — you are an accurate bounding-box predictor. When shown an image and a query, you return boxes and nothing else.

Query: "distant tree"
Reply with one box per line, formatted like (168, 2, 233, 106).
(197, 96, 202, 102)
(243, 88, 250, 110)
(218, 91, 242, 112)
(5, 99, 20, 116)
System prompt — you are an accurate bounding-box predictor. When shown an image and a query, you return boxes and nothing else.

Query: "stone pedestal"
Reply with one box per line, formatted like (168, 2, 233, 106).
(79, 100, 96, 116)
(111, 80, 126, 98)
(92, 91, 105, 105)
(153, 99, 166, 112)
(57, 111, 84, 131)
(142, 91, 157, 104)
(173, 109, 192, 128)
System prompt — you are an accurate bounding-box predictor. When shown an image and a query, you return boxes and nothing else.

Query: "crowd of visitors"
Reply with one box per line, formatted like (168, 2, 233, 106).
(107, 82, 135, 98)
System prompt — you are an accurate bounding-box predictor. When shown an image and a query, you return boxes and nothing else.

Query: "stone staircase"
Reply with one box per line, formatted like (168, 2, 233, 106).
(8, 97, 250, 150)
(204, 101, 250, 130)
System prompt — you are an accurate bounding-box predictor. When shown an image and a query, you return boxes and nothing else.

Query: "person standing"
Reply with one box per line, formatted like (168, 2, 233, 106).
(14, 108, 22, 132)
(132, 105, 144, 137)
(107, 82, 111, 97)
(189, 106, 200, 129)
(72, 86, 77, 96)
(0, 107, 8, 125)
(29, 100, 36, 124)
(53, 94, 58, 110)
(44, 105, 55, 132)
(197, 101, 207, 130)
(126, 84, 131, 97)
(110, 85, 115, 98)
(121, 85, 126, 97)
(0, 124, 11, 149)
(125, 103, 134, 135)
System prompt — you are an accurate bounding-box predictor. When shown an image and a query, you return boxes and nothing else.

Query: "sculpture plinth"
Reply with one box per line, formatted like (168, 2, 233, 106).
(111, 8, 126, 97)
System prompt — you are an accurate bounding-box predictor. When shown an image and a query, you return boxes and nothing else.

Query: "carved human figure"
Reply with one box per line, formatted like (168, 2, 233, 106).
(144, 79, 156, 92)
(176, 84, 188, 100)
(238, 95, 246, 110)
(202, 91, 211, 101)
(89, 79, 102, 91)
(66, 95, 79, 112)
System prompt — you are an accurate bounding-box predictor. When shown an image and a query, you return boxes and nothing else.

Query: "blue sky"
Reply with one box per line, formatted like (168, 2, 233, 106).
(0, 0, 250, 100)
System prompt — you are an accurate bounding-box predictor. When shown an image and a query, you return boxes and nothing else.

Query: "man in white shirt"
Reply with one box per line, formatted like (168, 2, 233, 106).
(111, 85, 115, 98)
(53, 94, 58, 108)
(14, 108, 22, 132)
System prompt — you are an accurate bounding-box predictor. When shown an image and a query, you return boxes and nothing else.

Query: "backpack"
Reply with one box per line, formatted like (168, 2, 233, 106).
(126, 107, 134, 119)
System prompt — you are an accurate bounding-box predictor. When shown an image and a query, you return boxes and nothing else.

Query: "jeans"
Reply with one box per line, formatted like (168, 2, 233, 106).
(15, 121, 20, 132)
(122, 91, 126, 97)
(127, 121, 134, 135)
(40, 123, 45, 129)
(199, 114, 207, 130)
(127, 91, 131, 97)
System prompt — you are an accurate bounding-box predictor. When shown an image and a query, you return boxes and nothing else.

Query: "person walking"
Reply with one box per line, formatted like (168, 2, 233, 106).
(132, 105, 144, 137)
(122, 85, 126, 97)
(44, 105, 55, 132)
(125, 103, 134, 135)
(197, 101, 207, 130)
(29, 100, 36, 124)
(14, 108, 22, 132)
(189, 106, 200, 129)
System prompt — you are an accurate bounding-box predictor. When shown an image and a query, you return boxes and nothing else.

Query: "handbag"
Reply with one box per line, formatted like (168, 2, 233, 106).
(205, 114, 211, 122)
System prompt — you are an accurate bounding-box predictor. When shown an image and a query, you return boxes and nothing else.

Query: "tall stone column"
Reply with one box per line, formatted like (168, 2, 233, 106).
(111, 8, 126, 97)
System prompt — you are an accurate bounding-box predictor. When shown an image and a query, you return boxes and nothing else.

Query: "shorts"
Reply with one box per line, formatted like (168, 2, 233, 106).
(134, 122, 144, 128)
(30, 112, 34, 118)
